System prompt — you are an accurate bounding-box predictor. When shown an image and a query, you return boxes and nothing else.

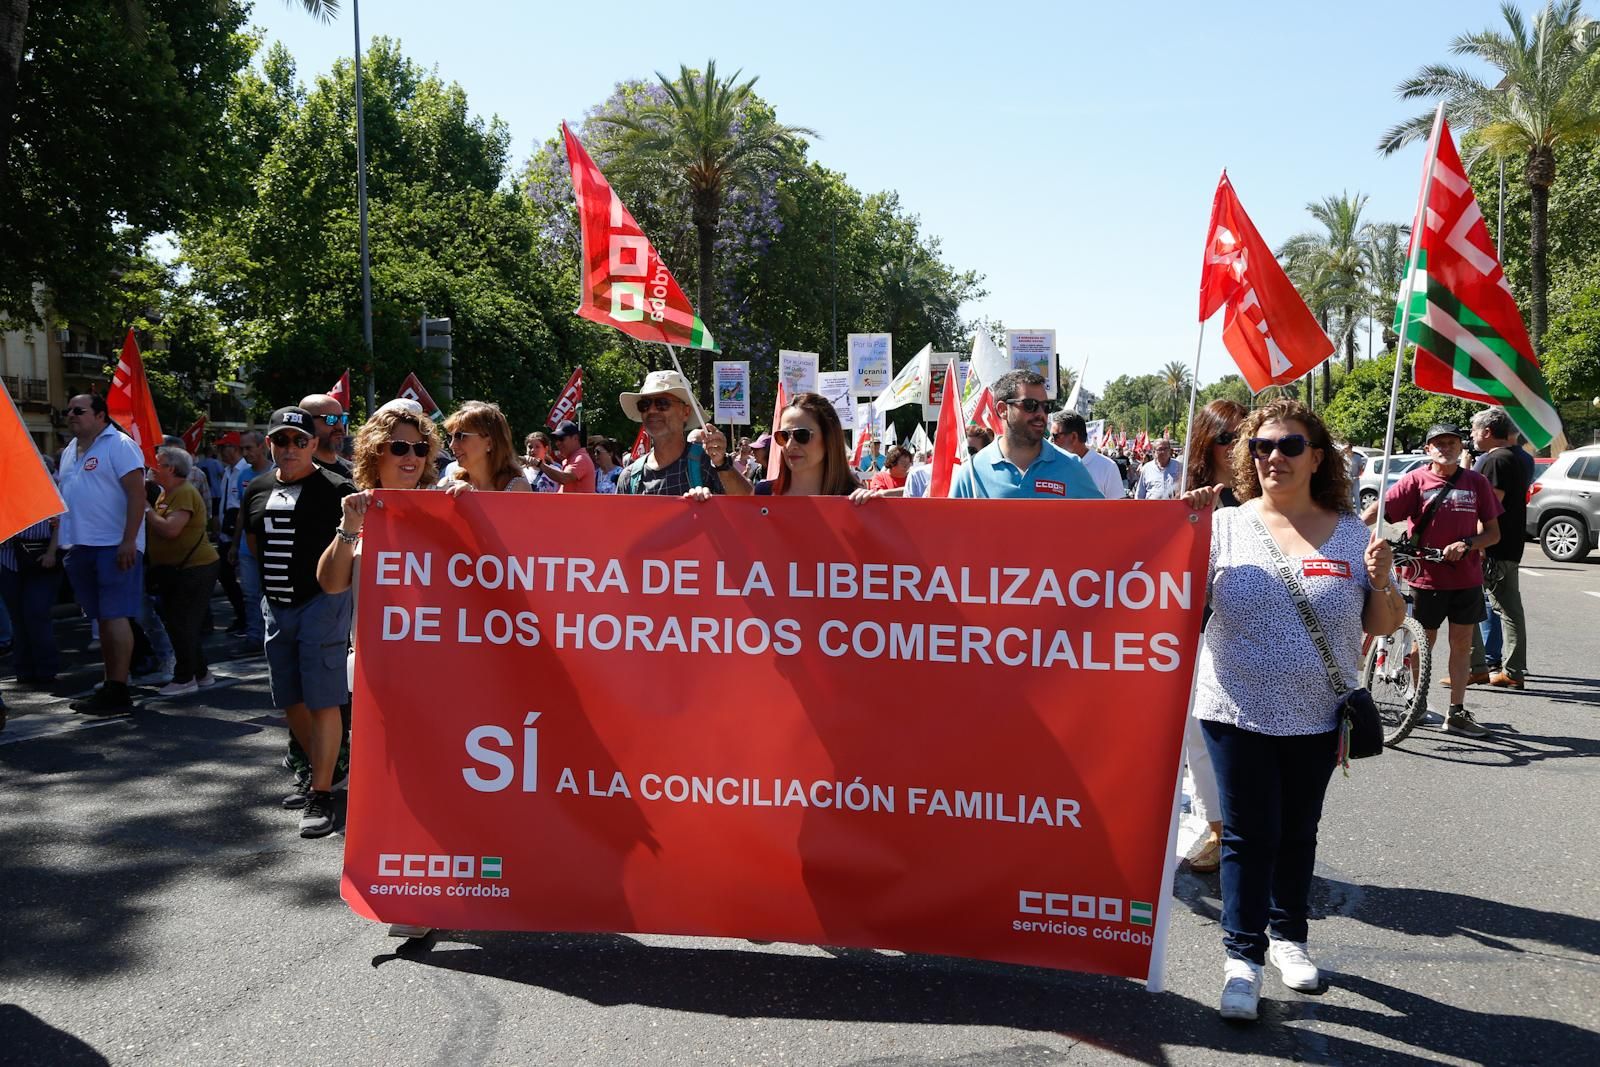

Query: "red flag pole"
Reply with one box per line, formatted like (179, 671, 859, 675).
(1377, 103, 1445, 532)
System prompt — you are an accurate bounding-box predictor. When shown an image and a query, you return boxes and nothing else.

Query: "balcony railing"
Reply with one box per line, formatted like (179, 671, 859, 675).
(20, 376, 49, 402)
(61, 352, 109, 377)
(0, 374, 17, 398)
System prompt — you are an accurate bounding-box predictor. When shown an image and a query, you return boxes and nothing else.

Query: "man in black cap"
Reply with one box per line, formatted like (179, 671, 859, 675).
(1467, 407, 1532, 690)
(526, 419, 596, 493)
(241, 406, 356, 837)
(1363, 423, 1503, 737)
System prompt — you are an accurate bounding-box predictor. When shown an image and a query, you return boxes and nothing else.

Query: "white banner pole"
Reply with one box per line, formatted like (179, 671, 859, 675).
(1178, 320, 1206, 491)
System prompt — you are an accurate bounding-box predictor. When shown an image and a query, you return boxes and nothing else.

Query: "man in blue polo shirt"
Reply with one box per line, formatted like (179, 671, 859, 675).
(950, 370, 1102, 499)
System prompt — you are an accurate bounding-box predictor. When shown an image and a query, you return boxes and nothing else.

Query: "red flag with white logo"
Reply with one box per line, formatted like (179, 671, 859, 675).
(180, 416, 206, 455)
(1198, 173, 1333, 392)
(562, 123, 716, 351)
(929, 358, 963, 498)
(628, 426, 650, 462)
(546, 367, 584, 429)
(107, 327, 163, 466)
(395, 373, 442, 420)
(329, 370, 351, 409)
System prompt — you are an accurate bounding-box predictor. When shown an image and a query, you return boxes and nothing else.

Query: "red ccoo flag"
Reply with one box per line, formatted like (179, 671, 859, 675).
(395, 373, 442, 420)
(546, 367, 584, 429)
(563, 123, 716, 351)
(628, 426, 650, 462)
(107, 327, 163, 467)
(0, 377, 66, 542)
(1199, 173, 1333, 392)
(329, 370, 351, 409)
(928, 358, 963, 498)
(180, 416, 206, 455)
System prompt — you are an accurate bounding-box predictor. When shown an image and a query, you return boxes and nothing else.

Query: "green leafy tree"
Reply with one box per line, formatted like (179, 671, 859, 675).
(1361, 221, 1411, 353)
(1156, 359, 1194, 430)
(1380, 0, 1600, 351)
(1321, 350, 1479, 450)
(1094, 372, 1165, 436)
(0, 0, 251, 322)
(592, 60, 815, 405)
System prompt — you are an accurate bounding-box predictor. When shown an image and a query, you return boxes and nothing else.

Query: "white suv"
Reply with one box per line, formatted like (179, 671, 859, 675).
(1357, 453, 1429, 511)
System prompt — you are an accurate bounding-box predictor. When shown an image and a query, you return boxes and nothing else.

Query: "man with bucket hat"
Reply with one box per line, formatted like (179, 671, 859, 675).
(1363, 423, 1502, 737)
(616, 370, 751, 496)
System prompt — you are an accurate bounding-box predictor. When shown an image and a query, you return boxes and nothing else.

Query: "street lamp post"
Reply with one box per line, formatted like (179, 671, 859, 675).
(353, 0, 374, 416)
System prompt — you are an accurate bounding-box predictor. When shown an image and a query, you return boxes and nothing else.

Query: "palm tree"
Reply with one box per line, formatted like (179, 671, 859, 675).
(1360, 222, 1410, 353)
(880, 249, 959, 343)
(1279, 192, 1372, 381)
(1157, 360, 1192, 430)
(1379, 0, 1600, 350)
(596, 60, 814, 403)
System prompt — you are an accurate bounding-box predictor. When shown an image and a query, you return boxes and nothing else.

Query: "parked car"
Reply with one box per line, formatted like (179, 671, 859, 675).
(1526, 444, 1600, 562)
(1357, 453, 1429, 511)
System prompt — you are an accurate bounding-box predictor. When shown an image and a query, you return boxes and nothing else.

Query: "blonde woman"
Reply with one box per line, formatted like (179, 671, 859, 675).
(440, 401, 530, 495)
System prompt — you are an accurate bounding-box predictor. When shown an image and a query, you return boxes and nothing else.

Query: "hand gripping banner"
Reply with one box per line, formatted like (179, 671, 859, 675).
(342, 493, 1208, 985)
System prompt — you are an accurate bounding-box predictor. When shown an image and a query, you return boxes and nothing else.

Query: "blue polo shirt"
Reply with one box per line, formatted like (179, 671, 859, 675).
(949, 440, 1103, 499)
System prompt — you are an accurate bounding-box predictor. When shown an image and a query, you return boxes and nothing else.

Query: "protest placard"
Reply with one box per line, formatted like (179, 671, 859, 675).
(1006, 330, 1058, 399)
(847, 334, 892, 394)
(713, 362, 750, 424)
(779, 351, 820, 396)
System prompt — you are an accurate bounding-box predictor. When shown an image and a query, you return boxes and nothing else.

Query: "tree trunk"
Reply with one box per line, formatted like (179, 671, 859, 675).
(0, 0, 29, 178)
(692, 187, 719, 409)
(1343, 304, 1356, 371)
(1321, 358, 1331, 407)
(1526, 147, 1555, 354)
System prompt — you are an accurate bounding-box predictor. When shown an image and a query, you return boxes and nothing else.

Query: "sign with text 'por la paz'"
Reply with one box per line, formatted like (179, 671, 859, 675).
(341, 493, 1207, 986)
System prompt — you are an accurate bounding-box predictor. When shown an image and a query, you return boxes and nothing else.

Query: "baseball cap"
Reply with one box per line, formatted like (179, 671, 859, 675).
(1424, 423, 1465, 445)
(267, 406, 314, 438)
(218, 431, 242, 446)
(552, 419, 581, 439)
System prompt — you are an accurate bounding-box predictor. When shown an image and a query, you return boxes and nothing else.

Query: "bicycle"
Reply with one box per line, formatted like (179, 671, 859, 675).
(1359, 540, 1444, 746)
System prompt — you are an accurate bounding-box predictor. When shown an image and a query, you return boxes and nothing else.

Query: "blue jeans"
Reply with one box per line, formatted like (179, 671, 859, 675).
(1201, 719, 1339, 965)
(0, 563, 64, 680)
(1479, 593, 1502, 667)
(239, 553, 265, 645)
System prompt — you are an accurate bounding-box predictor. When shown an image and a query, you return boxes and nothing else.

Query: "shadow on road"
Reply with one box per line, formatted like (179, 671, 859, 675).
(0, 1004, 109, 1066)
(1337, 881, 1599, 960)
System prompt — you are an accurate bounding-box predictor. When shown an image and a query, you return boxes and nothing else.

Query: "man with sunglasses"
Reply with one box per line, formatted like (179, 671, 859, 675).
(1134, 438, 1182, 500)
(1362, 423, 1502, 738)
(1050, 410, 1125, 500)
(616, 370, 751, 496)
(57, 394, 148, 715)
(299, 393, 352, 477)
(950, 371, 1100, 499)
(242, 407, 358, 837)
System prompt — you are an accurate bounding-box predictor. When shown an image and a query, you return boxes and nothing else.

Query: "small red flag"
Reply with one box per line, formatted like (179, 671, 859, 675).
(562, 123, 716, 351)
(628, 426, 650, 462)
(1199, 173, 1334, 392)
(546, 367, 584, 429)
(929, 358, 963, 498)
(0, 378, 66, 542)
(107, 327, 163, 467)
(329, 370, 351, 409)
(180, 416, 206, 455)
(396, 373, 442, 420)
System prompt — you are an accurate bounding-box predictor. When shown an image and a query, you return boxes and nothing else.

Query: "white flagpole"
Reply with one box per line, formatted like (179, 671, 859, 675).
(1377, 103, 1445, 532)
(1178, 320, 1206, 491)
(664, 344, 709, 430)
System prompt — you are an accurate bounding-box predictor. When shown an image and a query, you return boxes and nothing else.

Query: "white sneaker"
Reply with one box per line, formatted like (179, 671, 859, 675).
(196, 673, 217, 689)
(132, 659, 176, 686)
(1219, 957, 1262, 1020)
(155, 680, 198, 698)
(1268, 938, 1320, 991)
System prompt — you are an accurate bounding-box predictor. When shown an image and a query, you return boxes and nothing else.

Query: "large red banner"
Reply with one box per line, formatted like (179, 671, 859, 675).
(342, 493, 1207, 985)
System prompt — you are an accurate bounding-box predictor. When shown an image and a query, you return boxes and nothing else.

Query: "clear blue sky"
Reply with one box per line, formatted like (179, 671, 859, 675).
(247, 0, 1517, 394)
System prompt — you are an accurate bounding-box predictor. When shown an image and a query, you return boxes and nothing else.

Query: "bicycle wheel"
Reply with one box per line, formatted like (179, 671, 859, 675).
(1361, 616, 1432, 746)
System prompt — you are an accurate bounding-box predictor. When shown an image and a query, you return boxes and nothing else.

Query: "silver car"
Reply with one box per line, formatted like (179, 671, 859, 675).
(1357, 453, 1429, 511)
(1526, 444, 1600, 562)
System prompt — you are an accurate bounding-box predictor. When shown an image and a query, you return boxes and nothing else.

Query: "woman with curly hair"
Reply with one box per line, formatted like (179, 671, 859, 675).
(1183, 398, 1403, 1021)
(440, 401, 530, 495)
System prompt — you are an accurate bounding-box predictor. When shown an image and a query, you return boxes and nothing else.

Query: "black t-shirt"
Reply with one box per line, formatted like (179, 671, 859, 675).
(315, 454, 354, 478)
(1475, 446, 1529, 562)
(243, 466, 355, 605)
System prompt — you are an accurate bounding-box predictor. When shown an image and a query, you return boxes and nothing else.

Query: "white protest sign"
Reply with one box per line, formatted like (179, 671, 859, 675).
(713, 361, 750, 424)
(847, 334, 892, 394)
(1006, 329, 1058, 399)
(818, 371, 855, 430)
(779, 350, 820, 396)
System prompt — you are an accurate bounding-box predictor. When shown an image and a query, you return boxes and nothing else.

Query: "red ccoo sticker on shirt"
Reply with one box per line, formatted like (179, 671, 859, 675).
(1034, 479, 1066, 497)
(1302, 558, 1351, 579)
(83, 457, 99, 472)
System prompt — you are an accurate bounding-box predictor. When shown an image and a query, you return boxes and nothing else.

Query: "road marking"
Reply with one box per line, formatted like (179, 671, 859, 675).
(1585, 591, 1600, 601)
(1521, 569, 1544, 578)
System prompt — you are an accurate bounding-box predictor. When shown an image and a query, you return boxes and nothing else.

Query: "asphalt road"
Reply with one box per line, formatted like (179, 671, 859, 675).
(2, 557, 1597, 1066)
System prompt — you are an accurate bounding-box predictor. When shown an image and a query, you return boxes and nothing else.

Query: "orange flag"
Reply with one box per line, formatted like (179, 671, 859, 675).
(1198, 173, 1333, 392)
(928, 358, 963, 498)
(766, 381, 788, 478)
(0, 379, 65, 542)
(107, 327, 163, 466)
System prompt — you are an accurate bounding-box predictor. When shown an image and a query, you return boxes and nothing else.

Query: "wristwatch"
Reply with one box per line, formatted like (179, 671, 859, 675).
(1461, 535, 1475, 551)
(711, 456, 733, 472)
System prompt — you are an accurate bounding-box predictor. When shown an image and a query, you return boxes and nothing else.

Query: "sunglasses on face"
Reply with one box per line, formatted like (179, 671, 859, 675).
(1214, 430, 1239, 447)
(1001, 398, 1051, 414)
(66, 405, 93, 416)
(449, 430, 483, 444)
(317, 413, 348, 427)
(1248, 434, 1309, 459)
(385, 440, 430, 458)
(271, 433, 312, 450)
(636, 396, 676, 414)
(773, 427, 816, 446)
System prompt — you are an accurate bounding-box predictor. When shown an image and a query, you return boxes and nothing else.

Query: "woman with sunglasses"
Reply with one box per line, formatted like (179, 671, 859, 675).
(1178, 398, 1249, 875)
(750, 393, 874, 499)
(439, 401, 530, 495)
(1183, 399, 1402, 1021)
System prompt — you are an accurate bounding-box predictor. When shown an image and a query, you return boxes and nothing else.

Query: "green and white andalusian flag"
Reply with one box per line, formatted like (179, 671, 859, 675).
(1395, 113, 1561, 449)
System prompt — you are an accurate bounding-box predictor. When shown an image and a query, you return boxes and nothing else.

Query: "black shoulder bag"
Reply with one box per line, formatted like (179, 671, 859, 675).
(1245, 510, 1382, 770)
(1397, 467, 1462, 558)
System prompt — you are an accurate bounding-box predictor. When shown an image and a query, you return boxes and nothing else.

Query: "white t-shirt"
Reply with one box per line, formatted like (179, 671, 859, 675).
(1077, 450, 1126, 500)
(223, 457, 251, 512)
(1135, 459, 1182, 500)
(57, 425, 147, 550)
(1193, 504, 1372, 736)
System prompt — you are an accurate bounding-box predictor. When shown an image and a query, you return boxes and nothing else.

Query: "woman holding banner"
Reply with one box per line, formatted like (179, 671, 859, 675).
(440, 402, 531, 495)
(1184, 399, 1402, 1021)
(1179, 399, 1248, 874)
(690, 393, 879, 503)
